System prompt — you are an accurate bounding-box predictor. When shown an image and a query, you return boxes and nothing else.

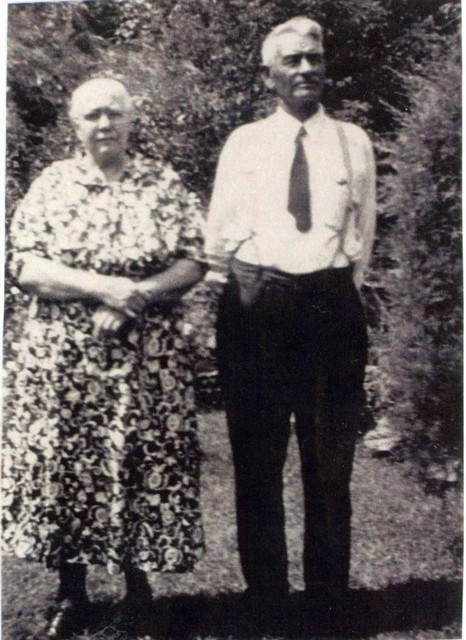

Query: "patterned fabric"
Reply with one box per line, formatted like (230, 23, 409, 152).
(2, 153, 205, 574)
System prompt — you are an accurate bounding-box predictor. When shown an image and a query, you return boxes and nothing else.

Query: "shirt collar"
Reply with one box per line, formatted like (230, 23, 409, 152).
(272, 104, 326, 139)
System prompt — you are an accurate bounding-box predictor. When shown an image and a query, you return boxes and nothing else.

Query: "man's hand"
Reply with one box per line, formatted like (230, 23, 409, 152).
(92, 305, 128, 340)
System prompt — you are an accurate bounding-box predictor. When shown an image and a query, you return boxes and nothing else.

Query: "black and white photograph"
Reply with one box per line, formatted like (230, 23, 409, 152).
(2, 1, 462, 639)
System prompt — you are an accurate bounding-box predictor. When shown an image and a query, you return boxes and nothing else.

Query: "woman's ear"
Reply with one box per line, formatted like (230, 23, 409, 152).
(70, 118, 83, 144)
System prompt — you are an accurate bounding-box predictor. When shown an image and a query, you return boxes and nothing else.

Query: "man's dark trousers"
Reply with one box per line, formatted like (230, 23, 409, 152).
(217, 259, 368, 602)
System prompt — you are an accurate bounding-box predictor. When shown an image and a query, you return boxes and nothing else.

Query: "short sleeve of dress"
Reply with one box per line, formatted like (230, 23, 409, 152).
(160, 166, 206, 264)
(8, 166, 55, 280)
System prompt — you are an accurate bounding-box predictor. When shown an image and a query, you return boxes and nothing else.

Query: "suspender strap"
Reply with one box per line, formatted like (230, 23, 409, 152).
(334, 123, 355, 259)
(336, 122, 354, 206)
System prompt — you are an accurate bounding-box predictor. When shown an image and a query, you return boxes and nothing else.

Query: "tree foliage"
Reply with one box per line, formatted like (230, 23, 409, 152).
(7, 0, 459, 200)
(375, 37, 461, 466)
(5, 0, 462, 468)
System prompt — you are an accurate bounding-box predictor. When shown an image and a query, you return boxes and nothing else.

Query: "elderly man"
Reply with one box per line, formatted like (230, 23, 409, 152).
(206, 16, 376, 620)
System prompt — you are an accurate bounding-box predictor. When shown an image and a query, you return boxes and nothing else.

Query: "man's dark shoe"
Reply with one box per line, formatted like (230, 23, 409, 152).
(241, 586, 289, 632)
(304, 585, 351, 636)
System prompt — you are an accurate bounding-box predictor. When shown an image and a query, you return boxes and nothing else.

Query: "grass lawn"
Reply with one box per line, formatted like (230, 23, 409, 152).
(2, 410, 462, 640)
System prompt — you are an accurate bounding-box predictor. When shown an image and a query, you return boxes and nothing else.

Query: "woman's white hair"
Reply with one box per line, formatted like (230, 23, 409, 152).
(261, 17, 324, 67)
(69, 77, 133, 120)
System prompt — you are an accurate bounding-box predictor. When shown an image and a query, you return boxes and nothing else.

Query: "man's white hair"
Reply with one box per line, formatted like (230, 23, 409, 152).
(261, 17, 324, 67)
(69, 77, 133, 120)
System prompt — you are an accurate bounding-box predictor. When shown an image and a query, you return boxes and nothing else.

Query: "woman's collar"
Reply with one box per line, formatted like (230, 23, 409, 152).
(73, 151, 156, 187)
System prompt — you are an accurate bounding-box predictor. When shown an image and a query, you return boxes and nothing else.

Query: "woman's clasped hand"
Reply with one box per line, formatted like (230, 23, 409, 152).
(91, 275, 166, 339)
(98, 275, 152, 317)
(92, 276, 152, 339)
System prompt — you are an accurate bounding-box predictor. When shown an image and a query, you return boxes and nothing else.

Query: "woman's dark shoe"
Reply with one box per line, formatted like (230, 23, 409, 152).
(123, 566, 153, 605)
(120, 567, 153, 634)
(47, 597, 90, 639)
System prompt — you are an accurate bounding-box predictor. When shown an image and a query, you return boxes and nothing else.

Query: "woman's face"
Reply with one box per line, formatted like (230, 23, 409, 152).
(71, 80, 132, 168)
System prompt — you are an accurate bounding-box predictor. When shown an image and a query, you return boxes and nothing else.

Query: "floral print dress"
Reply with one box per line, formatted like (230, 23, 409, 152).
(2, 153, 205, 574)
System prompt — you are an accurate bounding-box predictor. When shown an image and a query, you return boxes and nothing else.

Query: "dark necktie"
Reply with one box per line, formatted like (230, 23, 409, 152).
(288, 126, 311, 232)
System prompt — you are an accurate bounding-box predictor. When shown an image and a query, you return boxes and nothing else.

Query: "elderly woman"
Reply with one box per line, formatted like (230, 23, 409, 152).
(3, 78, 205, 637)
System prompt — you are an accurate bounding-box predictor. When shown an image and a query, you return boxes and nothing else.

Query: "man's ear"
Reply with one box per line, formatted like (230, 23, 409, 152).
(261, 65, 275, 91)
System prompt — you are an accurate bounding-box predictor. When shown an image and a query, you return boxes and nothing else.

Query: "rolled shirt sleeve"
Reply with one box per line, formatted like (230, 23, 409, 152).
(205, 129, 254, 283)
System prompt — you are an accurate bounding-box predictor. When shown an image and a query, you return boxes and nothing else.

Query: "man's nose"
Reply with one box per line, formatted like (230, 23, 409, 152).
(298, 57, 316, 73)
(97, 113, 111, 128)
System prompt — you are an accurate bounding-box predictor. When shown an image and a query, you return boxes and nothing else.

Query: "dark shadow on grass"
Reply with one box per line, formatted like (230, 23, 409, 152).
(342, 579, 462, 638)
(84, 578, 462, 639)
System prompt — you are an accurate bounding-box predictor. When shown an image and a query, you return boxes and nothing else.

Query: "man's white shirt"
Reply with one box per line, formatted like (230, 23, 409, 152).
(206, 105, 376, 288)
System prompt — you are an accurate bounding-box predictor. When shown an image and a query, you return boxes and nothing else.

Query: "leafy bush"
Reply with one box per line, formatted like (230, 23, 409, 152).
(374, 36, 461, 469)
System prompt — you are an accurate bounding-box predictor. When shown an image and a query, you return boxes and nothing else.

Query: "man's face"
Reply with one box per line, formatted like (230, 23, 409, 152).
(264, 32, 326, 116)
(73, 82, 132, 166)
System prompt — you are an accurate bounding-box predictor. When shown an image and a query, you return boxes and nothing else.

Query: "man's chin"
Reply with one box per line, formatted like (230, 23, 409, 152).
(290, 94, 321, 113)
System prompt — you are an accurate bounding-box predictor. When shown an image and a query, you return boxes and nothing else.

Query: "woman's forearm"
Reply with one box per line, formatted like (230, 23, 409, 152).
(18, 254, 204, 314)
(18, 254, 109, 302)
(139, 259, 204, 304)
